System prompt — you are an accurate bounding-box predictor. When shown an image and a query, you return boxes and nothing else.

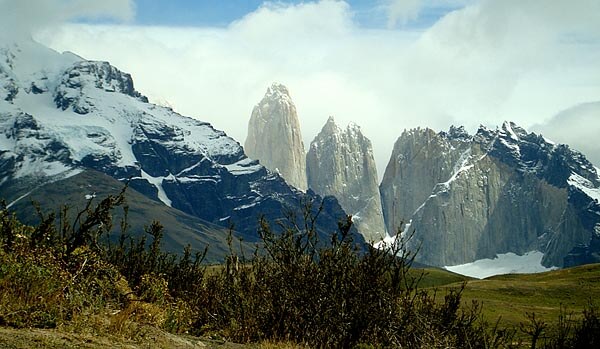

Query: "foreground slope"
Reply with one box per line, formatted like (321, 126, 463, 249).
(0, 39, 361, 253)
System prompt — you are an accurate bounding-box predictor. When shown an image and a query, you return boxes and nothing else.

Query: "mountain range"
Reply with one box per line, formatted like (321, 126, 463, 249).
(245, 85, 600, 270)
(2, 37, 599, 271)
(0, 38, 363, 260)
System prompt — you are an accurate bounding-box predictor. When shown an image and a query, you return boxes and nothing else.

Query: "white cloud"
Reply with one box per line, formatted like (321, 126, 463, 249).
(384, 0, 423, 27)
(34, 0, 600, 178)
(0, 0, 134, 41)
(532, 102, 600, 167)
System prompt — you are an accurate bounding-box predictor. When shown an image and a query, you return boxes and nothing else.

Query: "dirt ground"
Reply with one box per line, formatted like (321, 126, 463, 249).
(0, 327, 251, 349)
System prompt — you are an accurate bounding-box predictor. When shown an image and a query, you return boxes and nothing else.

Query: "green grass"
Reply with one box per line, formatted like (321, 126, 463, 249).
(411, 267, 473, 288)
(435, 264, 600, 330)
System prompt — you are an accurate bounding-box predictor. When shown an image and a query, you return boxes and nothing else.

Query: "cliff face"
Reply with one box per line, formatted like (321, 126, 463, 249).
(244, 83, 307, 190)
(306, 117, 386, 242)
(380, 126, 471, 235)
(380, 122, 600, 267)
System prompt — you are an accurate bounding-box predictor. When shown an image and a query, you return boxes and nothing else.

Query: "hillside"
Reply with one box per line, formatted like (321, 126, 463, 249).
(439, 263, 600, 329)
(5, 169, 251, 263)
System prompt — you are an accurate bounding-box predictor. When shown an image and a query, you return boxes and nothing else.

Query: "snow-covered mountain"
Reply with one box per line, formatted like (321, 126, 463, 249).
(0, 38, 360, 249)
(380, 122, 600, 268)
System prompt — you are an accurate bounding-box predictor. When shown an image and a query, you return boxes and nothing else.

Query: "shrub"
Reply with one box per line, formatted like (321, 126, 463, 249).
(2, 190, 599, 349)
(193, 203, 515, 348)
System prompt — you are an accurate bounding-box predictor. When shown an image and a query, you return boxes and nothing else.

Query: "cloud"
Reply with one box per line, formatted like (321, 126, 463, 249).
(0, 0, 134, 41)
(531, 102, 600, 167)
(384, 0, 423, 27)
(34, 0, 600, 177)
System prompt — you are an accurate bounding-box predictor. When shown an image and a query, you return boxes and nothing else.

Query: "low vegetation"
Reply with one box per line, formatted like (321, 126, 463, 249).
(0, 188, 599, 348)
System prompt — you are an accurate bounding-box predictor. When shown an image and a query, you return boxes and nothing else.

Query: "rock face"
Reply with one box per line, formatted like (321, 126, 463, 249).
(0, 39, 363, 255)
(380, 122, 600, 268)
(307, 117, 386, 242)
(245, 83, 307, 190)
(563, 224, 600, 267)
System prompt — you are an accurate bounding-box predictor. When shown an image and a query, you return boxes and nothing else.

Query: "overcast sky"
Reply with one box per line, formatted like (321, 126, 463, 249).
(6, 0, 600, 174)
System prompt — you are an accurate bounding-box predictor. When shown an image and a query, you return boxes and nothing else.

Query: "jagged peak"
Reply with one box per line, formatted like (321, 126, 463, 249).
(500, 121, 528, 141)
(400, 126, 433, 136)
(477, 124, 492, 132)
(442, 125, 471, 140)
(319, 115, 341, 136)
(255, 83, 295, 114)
(346, 121, 361, 131)
(264, 82, 291, 99)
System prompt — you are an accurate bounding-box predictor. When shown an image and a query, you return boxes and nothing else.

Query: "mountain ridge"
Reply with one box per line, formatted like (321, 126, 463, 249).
(0, 39, 363, 256)
(380, 121, 600, 268)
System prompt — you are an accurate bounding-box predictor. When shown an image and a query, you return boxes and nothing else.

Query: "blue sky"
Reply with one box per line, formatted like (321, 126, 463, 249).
(132, 0, 459, 29)
(133, 0, 264, 27)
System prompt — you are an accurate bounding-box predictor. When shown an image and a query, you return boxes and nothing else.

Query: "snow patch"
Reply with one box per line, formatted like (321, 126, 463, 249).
(372, 233, 399, 250)
(223, 157, 262, 175)
(6, 191, 32, 209)
(444, 251, 557, 279)
(234, 202, 258, 211)
(373, 220, 411, 250)
(502, 121, 519, 141)
(441, 148, 473, 188)
(543, 136, 556, 145)
(499, 137, 521, 156)
(15, 158, 78, 178)
(140, 170, 173, 207)
(568, 172, 600, 203)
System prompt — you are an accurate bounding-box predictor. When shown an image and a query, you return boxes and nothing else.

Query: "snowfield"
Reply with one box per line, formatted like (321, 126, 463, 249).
(444, 251, 557, 279)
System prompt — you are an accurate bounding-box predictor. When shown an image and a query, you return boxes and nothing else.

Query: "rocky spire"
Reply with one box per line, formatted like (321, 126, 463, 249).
(306, 116, 386, 242)
(244, 83, 307, 190)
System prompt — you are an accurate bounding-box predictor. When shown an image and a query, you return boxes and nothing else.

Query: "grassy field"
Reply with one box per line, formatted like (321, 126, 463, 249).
(411, 267, 473, 288)
(433, 263, 600, 330)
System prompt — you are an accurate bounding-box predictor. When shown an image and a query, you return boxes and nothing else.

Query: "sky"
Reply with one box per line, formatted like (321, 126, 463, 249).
(4, 0, 600, 174)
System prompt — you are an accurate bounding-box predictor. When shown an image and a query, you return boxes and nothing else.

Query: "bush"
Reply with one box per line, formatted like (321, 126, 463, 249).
(520, 303, 600, 349)
(1, 191, 599, 348)
(192, 203, 515, 348)
(0, 205, 122, 329)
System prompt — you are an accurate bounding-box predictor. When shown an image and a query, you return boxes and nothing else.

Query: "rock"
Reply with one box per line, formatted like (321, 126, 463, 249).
(564, 224, 600, 267)
(380, 122, 600, 268)
(307, 117, 385, 242)
(0, 39, 364, 257)
(380, 127, 471, 235)
(244, 83, 307, 190)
